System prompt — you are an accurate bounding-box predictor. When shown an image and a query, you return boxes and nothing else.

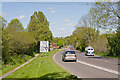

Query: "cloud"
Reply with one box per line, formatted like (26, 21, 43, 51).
(50, 10, 56, 13)
(67, 23, 75, 26)
(62, 23, 76, 27)
(60, 28, 64, 31)
(49, 8, 54, 10)
(17, 15, 25, 19)
(49, 7, 56, 14)
(64, 18, 70, 22)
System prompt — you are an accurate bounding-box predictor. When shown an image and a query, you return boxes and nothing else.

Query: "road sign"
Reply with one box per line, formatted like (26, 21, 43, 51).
(40, 41, 49, 52)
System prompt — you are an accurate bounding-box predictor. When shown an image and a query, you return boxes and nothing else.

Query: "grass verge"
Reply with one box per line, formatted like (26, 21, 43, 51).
(3, 49, 78, 80)
(2, 54, 34, 76)
(95, 53, 118, 59)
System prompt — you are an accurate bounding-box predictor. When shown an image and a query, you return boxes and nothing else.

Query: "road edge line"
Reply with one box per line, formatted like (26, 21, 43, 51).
(53, 50, 81, 78)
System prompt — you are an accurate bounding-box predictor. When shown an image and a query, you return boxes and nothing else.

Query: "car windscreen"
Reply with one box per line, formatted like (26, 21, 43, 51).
(88, 48, 93, 50)
(65, 51, 75, 54)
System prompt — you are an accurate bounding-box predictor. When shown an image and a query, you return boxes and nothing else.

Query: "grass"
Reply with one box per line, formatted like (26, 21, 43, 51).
(3, 49, 77, 79)
(2, 54, 34, 76)
(95, 52, 118, 59)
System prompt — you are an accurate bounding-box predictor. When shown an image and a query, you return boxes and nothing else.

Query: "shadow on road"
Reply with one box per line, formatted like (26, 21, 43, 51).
(87, 56, 102, 59)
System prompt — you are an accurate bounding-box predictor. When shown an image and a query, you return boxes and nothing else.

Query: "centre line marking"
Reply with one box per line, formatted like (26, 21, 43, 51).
(77, 60, 118, 75)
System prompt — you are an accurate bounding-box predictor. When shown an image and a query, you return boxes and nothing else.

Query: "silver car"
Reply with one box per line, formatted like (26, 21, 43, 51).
(62, 50, 77, 62)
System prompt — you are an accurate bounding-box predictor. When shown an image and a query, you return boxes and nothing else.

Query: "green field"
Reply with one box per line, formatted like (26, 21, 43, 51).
(3, 49, 77, 79)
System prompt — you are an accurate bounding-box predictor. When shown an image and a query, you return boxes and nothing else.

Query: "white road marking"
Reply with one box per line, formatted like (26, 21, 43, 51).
(77, 60, 118, 75)
(83, 55, 117, 64)
(53, 51, 82, 78)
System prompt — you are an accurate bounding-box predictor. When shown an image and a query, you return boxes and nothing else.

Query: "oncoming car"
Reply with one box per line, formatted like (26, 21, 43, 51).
(62, 50, 77, 62)
(85, 46, 94, 56)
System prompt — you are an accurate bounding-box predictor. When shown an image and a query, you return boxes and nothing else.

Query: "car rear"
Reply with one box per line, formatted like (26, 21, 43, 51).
(63, 50, 77, 62)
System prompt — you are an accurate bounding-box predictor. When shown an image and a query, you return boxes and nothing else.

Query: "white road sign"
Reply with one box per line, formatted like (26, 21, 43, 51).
(40, 41, 49, 52)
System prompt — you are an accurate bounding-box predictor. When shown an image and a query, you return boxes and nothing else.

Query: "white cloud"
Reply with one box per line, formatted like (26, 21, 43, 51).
(64, 18, 70, 22)
(60, 28, 64, 31)
(62, 23, 76, 27)
(17, 15, 25, 19)
(67, 23, 75, 26)
(50, 10, 56, 13)
(49, 8, 54, 10)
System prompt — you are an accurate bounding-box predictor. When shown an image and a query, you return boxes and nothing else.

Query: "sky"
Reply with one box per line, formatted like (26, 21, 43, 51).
(2, 2, 93, 37)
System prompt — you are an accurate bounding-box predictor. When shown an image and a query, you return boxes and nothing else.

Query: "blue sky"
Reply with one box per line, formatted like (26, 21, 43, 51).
(2, 2, 93, 37)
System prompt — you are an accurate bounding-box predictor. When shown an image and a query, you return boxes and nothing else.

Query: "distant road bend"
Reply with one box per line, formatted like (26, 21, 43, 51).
(53, 50, 118, 78)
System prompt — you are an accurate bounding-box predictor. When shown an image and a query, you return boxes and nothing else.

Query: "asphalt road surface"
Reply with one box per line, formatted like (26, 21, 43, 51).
(53, 50, 119, 78)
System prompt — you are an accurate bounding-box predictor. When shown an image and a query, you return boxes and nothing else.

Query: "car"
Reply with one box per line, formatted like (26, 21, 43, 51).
(85, 46, 94, 56)
(69, 46, 74, 50)
(62, 50, 77, 62)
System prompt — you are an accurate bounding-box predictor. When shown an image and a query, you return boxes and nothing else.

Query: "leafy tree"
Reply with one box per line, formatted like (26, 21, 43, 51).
(0, 16, 7, 57)
(107, 27, 120, 57)
(2, 19, 36, 64)
(0, 16, 7, 30)
(27, 11, 52, 52)
(90, 1, 119, 29)
(91, 34, 108, 53)
(90, 1, 120, 57)
(27, 11, 52, 41)
(7, 19, 24, 31)
(57, 39, 63, 47)
(66, 27, 98, 51)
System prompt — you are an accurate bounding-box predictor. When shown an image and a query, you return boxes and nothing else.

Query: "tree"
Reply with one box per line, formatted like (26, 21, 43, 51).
(67, 27, 98, 51)
(0, 16, 7, 57)
(0, 16, 7, 30)
(107, 27, 120, 57)
(27, 11, 52, 52)
(90, 1, 119, 29)
(91, 34, 108, 53)
(2, 19, 36, 63)
(7, 19, 24, 31)
(27, 11, 52, 41)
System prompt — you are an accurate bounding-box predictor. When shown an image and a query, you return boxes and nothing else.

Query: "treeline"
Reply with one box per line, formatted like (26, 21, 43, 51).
(64, 2, 120, 57)
(1, 11, 52, 65)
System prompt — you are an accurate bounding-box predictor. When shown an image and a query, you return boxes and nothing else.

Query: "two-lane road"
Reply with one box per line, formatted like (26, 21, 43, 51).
(53, 50, 118, 78)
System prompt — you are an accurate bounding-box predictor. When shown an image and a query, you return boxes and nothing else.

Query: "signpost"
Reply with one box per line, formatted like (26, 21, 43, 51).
(40, 41, 49, 53)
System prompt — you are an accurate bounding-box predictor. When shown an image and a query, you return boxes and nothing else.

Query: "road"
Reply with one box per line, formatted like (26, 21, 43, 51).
(53, 50, 118, 78)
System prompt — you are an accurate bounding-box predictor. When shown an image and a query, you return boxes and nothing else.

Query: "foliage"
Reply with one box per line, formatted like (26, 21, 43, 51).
(0, 16, 7, 30)
(107, 28, 120, 57)
(27, 11, 52, 52)
(2, 54, 33, 75)
(90, 2, 118, 29)
(90, 1, 120, 57)
(2, 19, 36, 64)
(7, 19, 24, 31)
(52, 37, 64, 47)
(65, 27, 98, 51)
(91, 34, 108, 53)
(27, 11, 52, 41)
